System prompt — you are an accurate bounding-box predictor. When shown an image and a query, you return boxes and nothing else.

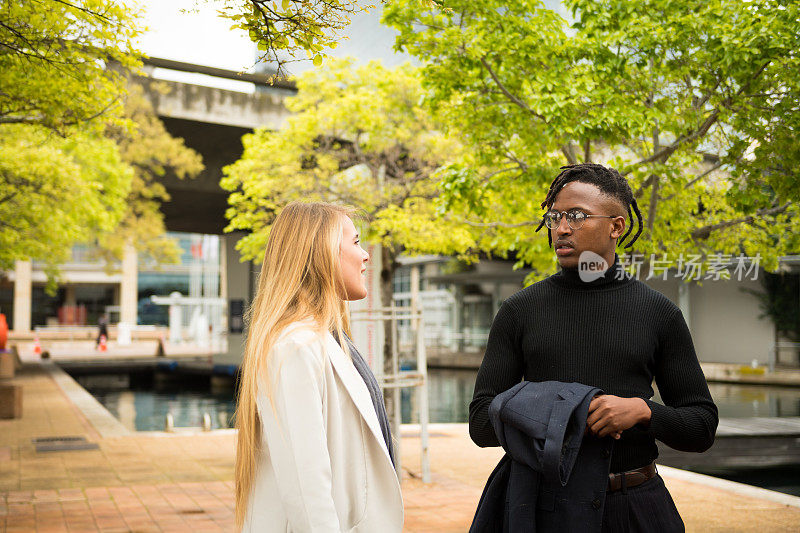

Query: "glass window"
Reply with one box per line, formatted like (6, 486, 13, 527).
(137, 273, 190, 326)
(393, 267, 411, 294)
(0, 281, 13, 326)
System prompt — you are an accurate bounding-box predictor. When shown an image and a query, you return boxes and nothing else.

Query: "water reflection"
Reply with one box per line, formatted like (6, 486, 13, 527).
(81, 369, 800, 499)
(704, 383, 800, 418)
(402, 369, 477, 424)
(402, 370, 800, 424)
(83, 369, 800, 432)
(691, 464, 800, 497)
(91, 389, 236, 432)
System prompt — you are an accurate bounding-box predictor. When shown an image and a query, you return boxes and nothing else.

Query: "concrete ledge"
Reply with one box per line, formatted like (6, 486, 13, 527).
(702, 362, 800, 387)
(659, 464, 800, 508)
(0, 384, 22, 419)
(42, 362, 130, 438)
(0, 352, 15, 378)
(135, 428, 238, 437)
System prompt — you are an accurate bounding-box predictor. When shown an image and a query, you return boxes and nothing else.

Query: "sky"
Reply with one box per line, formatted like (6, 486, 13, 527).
(134, 0, 410, 92)
(134, 1, 572, 92)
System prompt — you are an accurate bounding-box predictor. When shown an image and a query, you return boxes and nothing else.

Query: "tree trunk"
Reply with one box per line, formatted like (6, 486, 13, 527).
(379, 246, 400, 457)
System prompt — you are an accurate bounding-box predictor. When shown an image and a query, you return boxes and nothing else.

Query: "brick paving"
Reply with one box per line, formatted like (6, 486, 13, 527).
(2, 364, 800, 532)
(2, 482, 233, 532)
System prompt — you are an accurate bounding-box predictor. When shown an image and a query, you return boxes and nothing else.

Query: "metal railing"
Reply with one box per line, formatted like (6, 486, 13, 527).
(396, 326, 490, 356)
(351, 305, 431, 483)
(33, 324, 161, 341)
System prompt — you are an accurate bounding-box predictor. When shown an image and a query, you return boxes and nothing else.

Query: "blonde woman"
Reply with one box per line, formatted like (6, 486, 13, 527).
(235, 202, 403, 532)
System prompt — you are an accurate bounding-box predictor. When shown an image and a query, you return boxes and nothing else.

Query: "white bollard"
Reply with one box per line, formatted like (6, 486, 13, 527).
(117, 322, 132, 346)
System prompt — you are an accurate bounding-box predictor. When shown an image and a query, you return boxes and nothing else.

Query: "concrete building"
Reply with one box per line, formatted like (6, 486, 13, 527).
(1, 235, 220, 329)
(392, 256, 785, 369)
(1, 56, 791, 371)
(0, 58, 289, 365)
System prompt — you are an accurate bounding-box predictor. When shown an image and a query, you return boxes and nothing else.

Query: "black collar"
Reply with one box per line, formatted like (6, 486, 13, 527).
(548, 254, 633, 291)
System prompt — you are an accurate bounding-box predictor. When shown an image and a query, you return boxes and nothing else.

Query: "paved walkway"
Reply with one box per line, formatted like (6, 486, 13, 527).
(2, 364, 800, 532)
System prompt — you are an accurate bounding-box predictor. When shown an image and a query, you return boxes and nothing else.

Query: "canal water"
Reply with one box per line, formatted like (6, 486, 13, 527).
(74, 368, 800, 496)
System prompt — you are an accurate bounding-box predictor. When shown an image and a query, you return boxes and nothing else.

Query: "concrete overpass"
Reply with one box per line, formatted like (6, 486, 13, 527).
(137, 56, 296, 235)
(6, 58, 294, 365)
(136, 58, 298, 363)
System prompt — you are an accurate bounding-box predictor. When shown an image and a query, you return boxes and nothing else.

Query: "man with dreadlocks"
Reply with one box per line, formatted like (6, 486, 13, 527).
(469, 163, 718, 532)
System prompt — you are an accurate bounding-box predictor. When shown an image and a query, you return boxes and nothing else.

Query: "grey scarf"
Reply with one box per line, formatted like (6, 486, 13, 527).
(338, 333, 395, 465)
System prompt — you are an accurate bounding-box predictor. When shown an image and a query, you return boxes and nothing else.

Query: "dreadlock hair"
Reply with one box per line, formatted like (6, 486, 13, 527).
(535, 163, 644, 249)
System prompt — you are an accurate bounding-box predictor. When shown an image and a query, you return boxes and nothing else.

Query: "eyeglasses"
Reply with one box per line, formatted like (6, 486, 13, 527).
(543, 210, 618, 230)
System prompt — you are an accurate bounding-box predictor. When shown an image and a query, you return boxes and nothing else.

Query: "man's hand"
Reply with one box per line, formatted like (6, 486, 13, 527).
(587, 395, 651, 439)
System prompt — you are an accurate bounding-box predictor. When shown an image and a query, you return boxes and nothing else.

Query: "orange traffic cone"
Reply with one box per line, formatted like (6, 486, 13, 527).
(33, 337, 42, 356)
(98, 334, 108, 352)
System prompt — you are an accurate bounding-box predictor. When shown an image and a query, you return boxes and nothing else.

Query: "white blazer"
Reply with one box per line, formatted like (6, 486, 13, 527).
(243, 321, 404, 532)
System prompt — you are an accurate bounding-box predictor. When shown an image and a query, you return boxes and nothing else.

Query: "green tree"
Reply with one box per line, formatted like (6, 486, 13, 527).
(750, 272, 800, 342)
(222, 58, 472, 262)
(214, 0, 369, 73)
(0, 0, 143, 270)
(0, 124, 133, 271)
(384, 0, 800, 276)
(1, 0, 142, 133)
(221, 58, 472, 391)
(1, 2, 203, 272)
(100, 82, 204, 265)
(0, 82, 204, 273)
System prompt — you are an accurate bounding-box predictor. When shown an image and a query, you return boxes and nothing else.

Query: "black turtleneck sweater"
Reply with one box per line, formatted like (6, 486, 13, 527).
(468, 258, 719, 473)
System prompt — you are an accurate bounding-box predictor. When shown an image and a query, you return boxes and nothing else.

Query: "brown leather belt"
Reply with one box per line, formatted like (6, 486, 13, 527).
(607, 462, 657, 493)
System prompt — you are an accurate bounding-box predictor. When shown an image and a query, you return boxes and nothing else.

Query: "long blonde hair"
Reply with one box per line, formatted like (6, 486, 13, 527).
(234, 201, 357, 528)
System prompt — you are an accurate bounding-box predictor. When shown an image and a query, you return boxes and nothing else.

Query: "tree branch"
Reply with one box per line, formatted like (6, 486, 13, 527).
(684, 161, 723, 190)
(626, 109, 720, 172)
(452, 217, 538, 229)
(645, 120, 660, 232)
(624, 62, 771, 174)
(691, 202, 791, 240)
(0, 116, 45, 125)
(657, 161, 725, 202)
(633, 170, 656, 201)
(561, 143, 577, 165)
(0, 95, 121, 131)
(47, 0, 115, 23)
(479, 55, 546, 121)
(484, 166, 521, 181)
(0, 190, 19, 205)
(504, 151, 529, 172)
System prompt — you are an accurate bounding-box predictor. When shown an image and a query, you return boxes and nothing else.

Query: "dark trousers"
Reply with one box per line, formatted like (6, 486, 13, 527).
(602, 474, 685, 533)
(96, 326, 108, 346)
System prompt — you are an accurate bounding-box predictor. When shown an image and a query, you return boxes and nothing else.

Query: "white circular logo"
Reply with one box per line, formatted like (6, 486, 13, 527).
(578, 251, 609, 282)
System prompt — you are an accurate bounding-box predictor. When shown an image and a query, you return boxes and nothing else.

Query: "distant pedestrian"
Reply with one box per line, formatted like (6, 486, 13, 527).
(95, 314, 108, 349)
(235, 202, 403, 532)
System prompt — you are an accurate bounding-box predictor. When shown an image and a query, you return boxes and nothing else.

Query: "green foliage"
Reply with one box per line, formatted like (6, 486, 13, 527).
(0, 124, 133, 270)
(0, 1, 195, 273)
(384, 0, 800, 277)
(0, 0, 143, 270)
(214, 0, 371, 74)
(0, 0, 142, 133)
(221, 59, 473, 269)
(101, 82, 205, 265)
(750, 272, 800, 341)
